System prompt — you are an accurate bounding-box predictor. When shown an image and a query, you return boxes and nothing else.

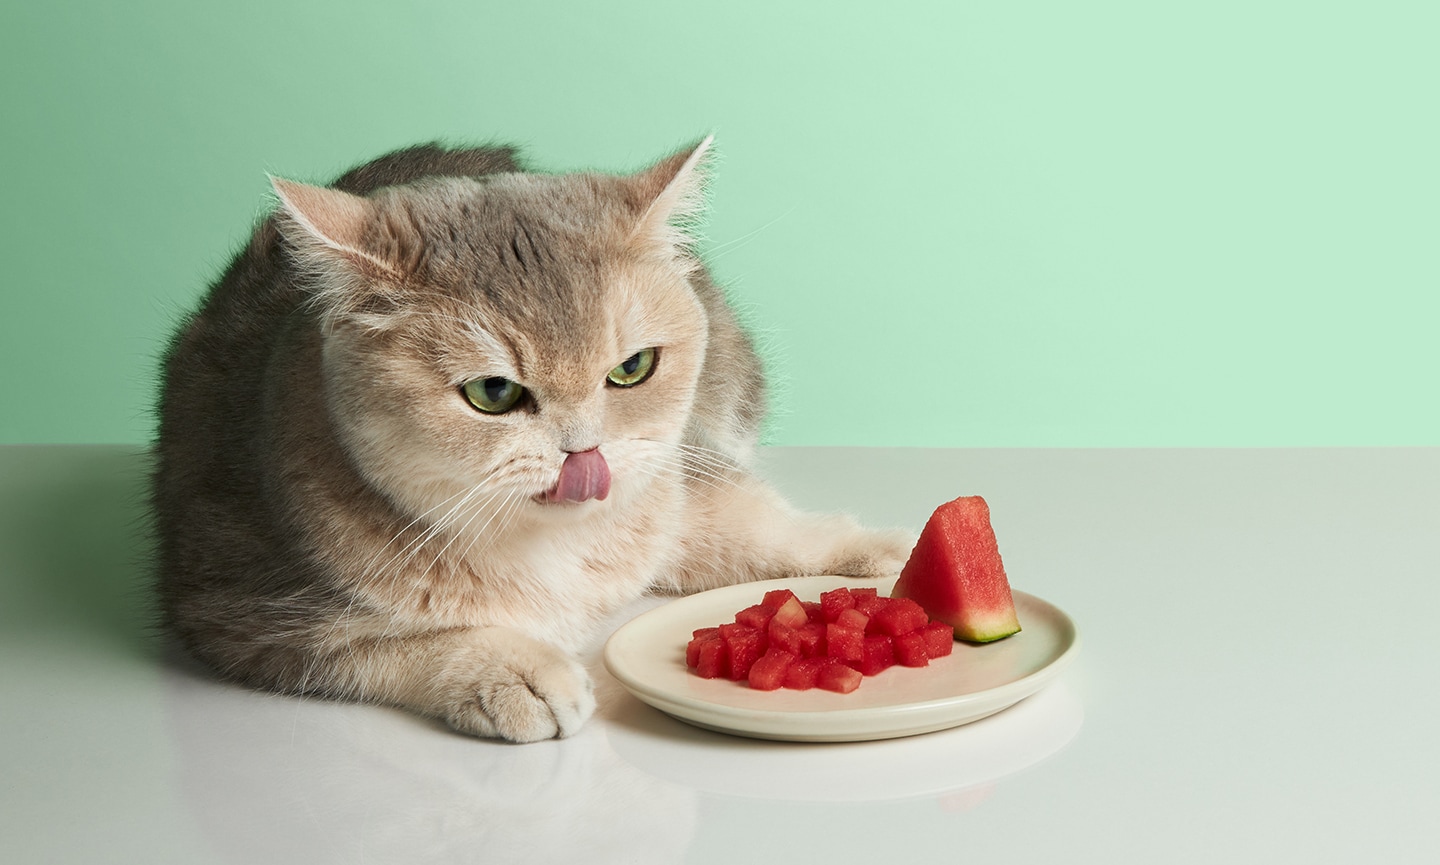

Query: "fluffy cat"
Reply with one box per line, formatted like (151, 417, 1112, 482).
(153, 137, 912, 742)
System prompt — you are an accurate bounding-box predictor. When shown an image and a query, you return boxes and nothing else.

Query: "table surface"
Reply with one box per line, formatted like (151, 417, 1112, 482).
(2, 445, 1437, 864)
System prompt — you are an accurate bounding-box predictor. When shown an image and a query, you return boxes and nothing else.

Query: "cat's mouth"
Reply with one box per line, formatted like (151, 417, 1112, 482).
(535, 448, 611, 504)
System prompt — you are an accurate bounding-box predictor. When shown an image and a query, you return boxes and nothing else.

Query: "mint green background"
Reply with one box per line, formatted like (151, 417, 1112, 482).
(3, 1, 1436, 446)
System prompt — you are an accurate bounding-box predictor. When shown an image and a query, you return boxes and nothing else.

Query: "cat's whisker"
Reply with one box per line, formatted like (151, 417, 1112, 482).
(639, 453, 743, 503)
(363, 482, 492, 589)
(354, 480, 489, 584)
(418, 484, 519, 585)
(331, 483, 506, 654)
(459, 487, 527, 563)
(700, 206, 795, 262)
(369, 486, 519, 645)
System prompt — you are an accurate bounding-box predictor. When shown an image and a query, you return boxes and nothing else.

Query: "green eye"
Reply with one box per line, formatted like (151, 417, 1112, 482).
(607, 348, 658, 388)
(462, 376, 526, 414)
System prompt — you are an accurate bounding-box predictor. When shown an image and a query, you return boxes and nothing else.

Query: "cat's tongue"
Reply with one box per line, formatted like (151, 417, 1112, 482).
(545, 448, 611, 503)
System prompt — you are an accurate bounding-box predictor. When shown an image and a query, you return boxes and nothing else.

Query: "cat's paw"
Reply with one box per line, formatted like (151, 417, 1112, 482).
(442, 632, 596, 743)
(825, 527, 916, 580)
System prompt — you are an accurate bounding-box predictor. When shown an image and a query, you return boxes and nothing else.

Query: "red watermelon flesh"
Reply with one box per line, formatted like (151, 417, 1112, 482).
(891, 495, 1021, 643)
(685, 581, 964, 691)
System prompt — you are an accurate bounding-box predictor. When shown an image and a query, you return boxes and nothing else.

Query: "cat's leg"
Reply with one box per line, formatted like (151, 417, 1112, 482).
(659, 468, 915, 593)
(301, 626, 596, 743)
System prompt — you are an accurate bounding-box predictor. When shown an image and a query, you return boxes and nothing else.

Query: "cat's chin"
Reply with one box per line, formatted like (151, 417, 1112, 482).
(525, 492, 612, 524)
(531, 493, 607, 507)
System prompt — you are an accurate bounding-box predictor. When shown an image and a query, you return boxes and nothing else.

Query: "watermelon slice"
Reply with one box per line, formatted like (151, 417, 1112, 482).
(891, 495, 1021, 643)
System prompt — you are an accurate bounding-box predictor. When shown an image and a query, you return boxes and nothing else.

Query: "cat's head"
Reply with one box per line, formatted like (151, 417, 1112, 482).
(270, 139, 717, 528)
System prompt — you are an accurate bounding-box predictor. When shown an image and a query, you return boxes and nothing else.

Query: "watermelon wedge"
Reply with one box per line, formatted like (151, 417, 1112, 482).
(891, 495, 1021, 643)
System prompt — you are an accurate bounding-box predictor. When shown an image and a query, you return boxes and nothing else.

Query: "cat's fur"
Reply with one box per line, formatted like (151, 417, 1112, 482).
(153, 138, 911, 742)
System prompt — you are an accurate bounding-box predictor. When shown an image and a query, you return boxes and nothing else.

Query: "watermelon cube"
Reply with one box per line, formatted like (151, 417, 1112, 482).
(797, 622, 826, 657)
(761, 589, 799, 612)
(816, 660, 863, 694)
(835, 608, 869, 632)
(747, 650, 796, 691)
(734, 604, 773, 631)
(853, 591, 887, 617)
(719, 623, 764, 681)
(694, 635, 727, 679)
(820, 587, 856, 623)
(893, 631, 930, 667)
(921, 620, 955, 658)
(891, 495, 1021, 642)
(686, 627, 720, 667)
(771, 596, 809, 629)
(767, 619, 804, 656)
(783, 657, 827, 690)
(852, 635, 896, 676)
(869, 597, 930, 637)
(802, 601, 824, 623)
(826, 624, 865, 662)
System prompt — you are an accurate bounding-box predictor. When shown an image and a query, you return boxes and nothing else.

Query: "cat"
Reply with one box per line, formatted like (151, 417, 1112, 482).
(152, 137, 913, 742)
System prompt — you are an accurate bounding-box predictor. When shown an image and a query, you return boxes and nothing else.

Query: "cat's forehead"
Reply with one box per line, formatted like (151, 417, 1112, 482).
(379, 173, 704, 382)
(404, 173, 621, 242)
(391, 176, 622, 298)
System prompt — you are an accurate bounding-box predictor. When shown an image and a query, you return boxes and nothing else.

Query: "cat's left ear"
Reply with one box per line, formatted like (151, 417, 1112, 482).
(626, 135, 713, 252)
(270, 178, 406, 284)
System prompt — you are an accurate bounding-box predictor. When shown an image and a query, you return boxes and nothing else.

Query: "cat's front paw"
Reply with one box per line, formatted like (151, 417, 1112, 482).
(442, 632, 596, 743)
(825, 527, 916, 580)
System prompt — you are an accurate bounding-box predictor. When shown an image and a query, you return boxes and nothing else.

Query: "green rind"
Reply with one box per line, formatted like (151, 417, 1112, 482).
(956, 621, 1022, 644)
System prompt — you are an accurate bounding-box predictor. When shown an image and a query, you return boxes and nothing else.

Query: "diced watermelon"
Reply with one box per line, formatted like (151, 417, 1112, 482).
(761, 589, 799, 613)
(783, 657, 827, 690)
(771, 596, 809, 629)
(820, 587, 856, 623)
(853, 592, 887, 617)
(835, 608, 869, 632)
(852, 635, 896, 676)
(825, 624, 865, 662)
(719, 623, 764, 681)
(687, 558, 987, 691)
(767, 619, 804, 656)
(747, 650, 796, 691)
(796, 622, 826, 657)
(734, 604, 772, 631)
(893, 631, 930, 667)
(891, 495, 1021, 643)
(686, 627, 719, 667)
(815, 660, 863, 694)
(921, 620, 955, 658)
(868, 597, 930, 637)
(694, 635, 727, 678)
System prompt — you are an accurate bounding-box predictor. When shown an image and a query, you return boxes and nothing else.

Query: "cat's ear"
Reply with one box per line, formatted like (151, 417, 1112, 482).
(626, 135, 713, 253)
(270, 178, 407, 284)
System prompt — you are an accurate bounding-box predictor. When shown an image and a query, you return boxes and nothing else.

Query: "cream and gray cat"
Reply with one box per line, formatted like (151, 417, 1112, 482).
(154, 137, 911, 742)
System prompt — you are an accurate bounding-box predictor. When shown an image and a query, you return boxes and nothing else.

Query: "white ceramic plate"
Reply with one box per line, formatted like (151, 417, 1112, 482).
(603, 575, 1080, 742)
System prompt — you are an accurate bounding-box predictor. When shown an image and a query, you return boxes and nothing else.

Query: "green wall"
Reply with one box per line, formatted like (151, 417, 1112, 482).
(3, 1, 1436, 446)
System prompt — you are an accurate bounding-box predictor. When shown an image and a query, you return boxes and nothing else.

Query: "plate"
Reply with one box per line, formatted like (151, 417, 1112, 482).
(603, 575, 1080, 742)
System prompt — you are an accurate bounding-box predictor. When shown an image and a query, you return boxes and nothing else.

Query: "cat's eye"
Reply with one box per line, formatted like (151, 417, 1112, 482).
(462, 376, 526, 414)
(606, 349, 658, 388)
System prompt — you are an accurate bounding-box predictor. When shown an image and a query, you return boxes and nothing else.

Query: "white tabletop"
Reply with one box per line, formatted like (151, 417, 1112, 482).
(2, 445, 1437, 863)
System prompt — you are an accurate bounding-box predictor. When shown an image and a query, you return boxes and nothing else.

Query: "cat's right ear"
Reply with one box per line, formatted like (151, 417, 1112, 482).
(625, 136, 713, 257)
(270, 178, 406, 285)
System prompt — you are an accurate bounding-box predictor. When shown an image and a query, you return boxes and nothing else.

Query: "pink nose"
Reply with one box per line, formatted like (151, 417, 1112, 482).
(544, 448, 611, 503)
